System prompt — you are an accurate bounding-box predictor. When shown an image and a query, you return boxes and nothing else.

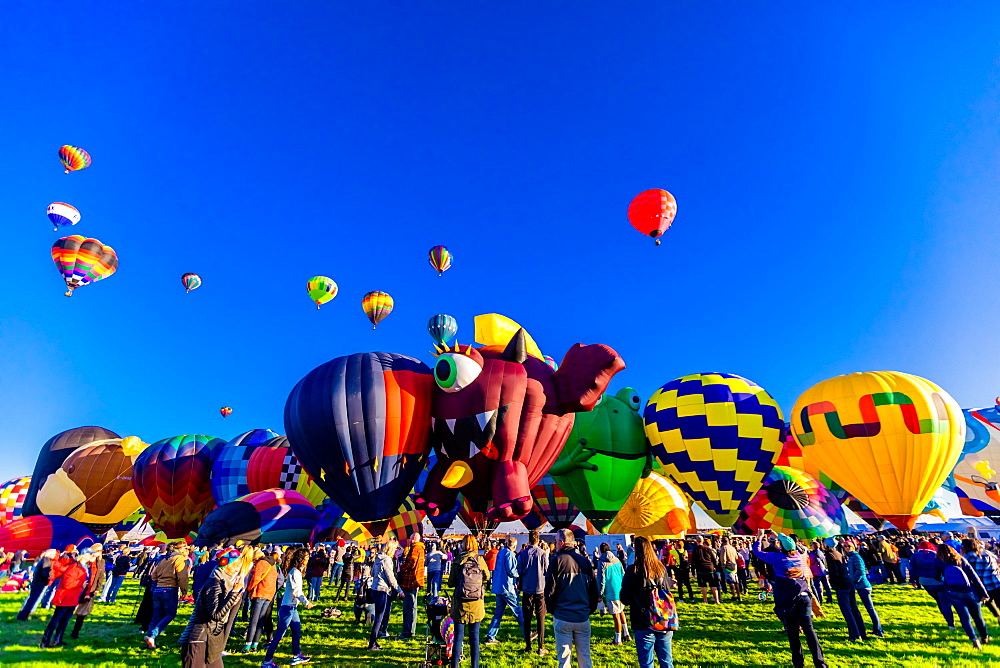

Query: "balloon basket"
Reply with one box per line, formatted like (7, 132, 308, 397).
(64, 291, 73, 297)
(654, 239, 661, 245)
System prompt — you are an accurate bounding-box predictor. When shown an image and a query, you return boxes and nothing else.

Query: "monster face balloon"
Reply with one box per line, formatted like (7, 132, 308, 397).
(51, 236, 118, 297)
(644, 373, 784, 527)
(791, 371, 964, 530)
(47, 203, 81, 231)
(550, 387, 651, 532)
(59, 145, 92, 173)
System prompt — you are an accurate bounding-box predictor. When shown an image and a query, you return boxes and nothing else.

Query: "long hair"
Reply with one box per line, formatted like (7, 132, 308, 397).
(463, 535, 479, 555)
(936, 544, 961, 566)
(961, 538, 981, 556)
(634, 536, 665, 580)
(288, 546, 310, 573)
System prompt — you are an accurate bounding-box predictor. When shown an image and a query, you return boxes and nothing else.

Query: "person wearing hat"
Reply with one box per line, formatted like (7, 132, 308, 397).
(179, 547, 250, 667)
(40, 552, 95, 648)
(69, 544, 106, 639)
(753, 530, 827, 668)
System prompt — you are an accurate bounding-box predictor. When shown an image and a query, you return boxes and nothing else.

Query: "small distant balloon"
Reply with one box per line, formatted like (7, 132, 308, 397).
(47, 203, 81, 231)
(428, 246, 452, 276)
(543, 355, 559, 371)
(362, 291, 393, 329)
(427, 314, 458, 346)
(220, 407, 233, 419)
(59, 145, 92, 174)
(181, 273, 202, 293)
(307, 276, 338, 309)
(628, 189, 676, 245)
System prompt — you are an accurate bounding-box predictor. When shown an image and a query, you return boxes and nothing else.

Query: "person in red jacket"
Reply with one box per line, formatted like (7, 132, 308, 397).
(41, 552, 94, 648)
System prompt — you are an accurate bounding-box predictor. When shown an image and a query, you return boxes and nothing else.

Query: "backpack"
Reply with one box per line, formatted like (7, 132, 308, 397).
(458, 556, 485, 601)
(943, 564, 970, 589)
(647, 578, 679, 632)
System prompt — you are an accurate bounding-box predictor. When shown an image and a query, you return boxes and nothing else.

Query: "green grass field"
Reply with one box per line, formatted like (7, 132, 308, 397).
(2, 579, 999, 667)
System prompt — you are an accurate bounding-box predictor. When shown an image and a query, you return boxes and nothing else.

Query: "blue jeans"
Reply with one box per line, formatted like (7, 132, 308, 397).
(308, 576, 323, 601)
(246, 598, 271, 646)
(899, 558, 910, 582)
(369, 590, 392, 647)
(329, 562, 343, 585)
(402, 588, 419, 636)
(106, 575, 127, 603)
(834, 589, 865, 640)
(39, 580, 58, 609)
(634, 629, 673, 668)
(453, 621, 481, 668)
(947, 590, 989, 642)
(811, 575, 832, 602)
(855, 587, 883, 636)
(428, 570, 444, 598)
(146, 587, 179, 639)
(17, 582, 47, 621)
(265, 604, 301, 661)
(486, 591, 523, 640)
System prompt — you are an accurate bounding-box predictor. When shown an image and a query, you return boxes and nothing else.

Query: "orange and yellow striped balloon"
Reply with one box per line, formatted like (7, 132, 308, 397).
(362, 291, 394, 329)
(51, 235, 118, 296)
(59, 145, 92, 173)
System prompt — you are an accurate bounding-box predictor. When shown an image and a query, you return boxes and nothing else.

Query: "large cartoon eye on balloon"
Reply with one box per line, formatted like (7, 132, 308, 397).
(59, 145, 92, 173)
(434, 352, 483, 393)
(628, 189, 677, 245)
(47, 203, 81, 231)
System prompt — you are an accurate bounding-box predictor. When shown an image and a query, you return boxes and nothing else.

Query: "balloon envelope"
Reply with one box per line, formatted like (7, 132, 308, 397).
(307, 276, 338, 308)
(950, 404, 1000, 520)
(362, 291, 394, 328)
(733, 466, 847, 539)
(0, 515, 96, 557)
(51, 235, 118, 295)
(428, 314, 458, 347)
(0, 476, 31, 526)
(211, 429, 280, 505)
(609, 471, 690, 538)
(529, 475, 578, 531)
(428, 246, 453, 275)
(47, 202, 81, 230)
(23, 426, 121, 518)
(458, 496, 499, 536)
(627, 189, 676, 243)
(244, 436, 329, 507)
(181, 273, 202, 292)
(59, 145, 92, 173)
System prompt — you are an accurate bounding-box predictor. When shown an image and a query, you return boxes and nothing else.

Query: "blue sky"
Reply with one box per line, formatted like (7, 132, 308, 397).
(3, 1, 1000, 524)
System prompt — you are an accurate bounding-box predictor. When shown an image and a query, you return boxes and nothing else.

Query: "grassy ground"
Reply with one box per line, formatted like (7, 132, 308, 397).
(1, 579, 999, 667)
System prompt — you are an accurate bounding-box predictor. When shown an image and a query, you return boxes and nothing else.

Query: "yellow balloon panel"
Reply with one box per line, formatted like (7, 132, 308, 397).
(610, 472, 691, 538)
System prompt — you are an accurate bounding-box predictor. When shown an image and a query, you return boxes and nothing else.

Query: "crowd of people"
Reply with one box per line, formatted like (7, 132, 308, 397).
(2, 527, 999, 668)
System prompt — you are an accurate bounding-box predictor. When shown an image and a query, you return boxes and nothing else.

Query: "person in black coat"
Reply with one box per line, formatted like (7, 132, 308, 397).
(179, 548, 248, 668)
(16, 549, 56, 621)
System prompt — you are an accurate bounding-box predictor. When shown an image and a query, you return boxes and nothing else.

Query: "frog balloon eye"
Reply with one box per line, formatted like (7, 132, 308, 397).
(629, 394, 641, 410)
(434, 353, 482, 392)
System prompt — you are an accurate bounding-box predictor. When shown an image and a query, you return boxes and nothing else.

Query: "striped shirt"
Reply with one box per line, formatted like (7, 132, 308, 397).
(965, 550, 1000, 591)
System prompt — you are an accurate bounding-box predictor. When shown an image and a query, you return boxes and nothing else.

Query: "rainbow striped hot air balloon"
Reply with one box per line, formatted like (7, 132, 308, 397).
(428, 245, 453, 276)
(529, 475, 579, 531)
(51, 236, 118, 297)
(181, 273, 202, 293)
(307, 276, 338, 309)
(59, 145, 92, 173)
(733, 466, 847, 539)
(362, 291, 394, 328)
(47, 203, 81, 231)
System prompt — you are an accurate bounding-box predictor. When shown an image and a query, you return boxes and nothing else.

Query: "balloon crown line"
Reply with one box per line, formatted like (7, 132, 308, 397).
(430, 341, 474, 357)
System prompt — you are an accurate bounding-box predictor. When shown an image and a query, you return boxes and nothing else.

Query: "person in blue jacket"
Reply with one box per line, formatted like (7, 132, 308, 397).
(842, 541, 884, 638)
(484, 536, 523, 644)
(597, 543, 628, 645)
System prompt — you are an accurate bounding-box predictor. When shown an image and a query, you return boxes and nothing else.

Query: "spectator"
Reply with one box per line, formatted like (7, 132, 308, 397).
(145, 542, 190, 649)
(938, 544, 990, 649)
(398, 533, 426, 640)
(449, 535, 490, 668)
(243, 547, 283, 654)
(180, 547, 250, 667)
(69, 544, 105, 639)
(597, 543, 628, 645)
(426, 542, 446, 598)
(621, 536, 676, 668)
(517, 530, 549, 656)
(261, 546, 314, 667)
(691, 536, 721, 604)
(40, 552, 93, 648)
(546, 528, 598, 668)
(962, 538, 1000, 621)
(335, 546, 356, 602)
(843, 542, 884, 638)
(17, 549, 56, 621)
(485, 536, 523, 645)
(329, 540, 346, 586)
(105, 549, 133, 604)
(305, 547, 329, 602)
(368, 538, 401, 651)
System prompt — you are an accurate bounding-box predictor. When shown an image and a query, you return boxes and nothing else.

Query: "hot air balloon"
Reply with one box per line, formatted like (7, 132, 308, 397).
(776, 430, 850, 504)
(458, 496, 499, 536)
(732, 466, 847, 539)
(311, 500, 373, 543)
(387, 497, 426, 541)
(284, 352, 434, 532)
(529, 476, 579, 531)
(51, 235, 118, 297)
(845, 497, 887, 531)
(542, 355, 559, 371)
(362, 291, 394, 328)
(428, 246, 453, 276)
(428, 314, 458, 347)
(608, 471, 691, 538)
(549, 387, 651, 532)
(307, 276, 338, 309)
(520, 508, 546, 531)
(197, 489, 319, 545)
(949, 404, 1000, 521)
(791, 371, 965, 530)
(22, 426, 122, 518)
(35, 437, 146, 532)
(0, 476, 31, 526)
(627, 189, 676, 245)
(0, 515, 96, 557)
(181, 273, 202, 292)
(244, 436, 329, 507)
(59, 145, 92, 173)
(113, 508, 146, 535)
(132, 435, 225, 538)
(644, 372, 784, 527)
(220, 407, 233, 419)
(210, 429, 280, 505)
(47, 202, 81, 231)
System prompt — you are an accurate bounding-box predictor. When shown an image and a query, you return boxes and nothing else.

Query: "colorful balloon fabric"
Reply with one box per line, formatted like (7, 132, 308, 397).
(550, 387, 650, 532)
(132, 435, 225, 538)
(244, 436, 329, 507)
(311, 500, 373, 543)
(181, 273, 202, 292)
(846, 496, 887, 531)
(198, 489, 319, 545)
(210, 429, 280, 504)
(644, 372, 784, 527)
(113, 508, 146, 534)
(608, 471, 690, 538)
(0, 476, 31, 526)
(220, 407, 233, 419)
(307, 276, 338, 309)
(51, 235, 119, 297)
(428, 245, 453, 276)
(285, 352, 434, 524)
(0, 515, 96, 557)
(47, 202, 81, 231)
(529, 475, 579, 530)
(59, 145, 92, 173)
(414, 450, 459, 537)
(387, 497, 426, 541)
(791, 371, 965, 530)
(776, 430, 850, 504)
(22, 426, 121, 518)
(950, 404, 1000, 520)
(362, 291, 394, 328)
(627, 189, 676, 245)
(542, 355, 559, 371)
(428, 314, 459, 347)
(458, 496, 499, 536)
(519, 508, 546, 531)
(733, 466, 847, 539)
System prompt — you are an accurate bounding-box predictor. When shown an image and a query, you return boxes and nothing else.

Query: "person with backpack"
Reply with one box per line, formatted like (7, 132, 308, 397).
(484, 536, 523, 645)
(449, 534, 491, 668)
(843, 541, 884, 638)
(517, 530, 549, 656)
(397, 532, 426, 641)
(597, 543, 628, 645)
(937, 544, 991, 649)
(620, 536, 676, 668)
(666, 541, 694, 601)
(962, 538, 1000, 621)
(753, 530, 827, 668)
(367, 538, 401, 651)
(546, 528, 599, 668)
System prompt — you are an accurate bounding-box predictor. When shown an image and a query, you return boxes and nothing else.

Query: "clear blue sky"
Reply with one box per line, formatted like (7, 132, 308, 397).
(3, 3, 1000, 492)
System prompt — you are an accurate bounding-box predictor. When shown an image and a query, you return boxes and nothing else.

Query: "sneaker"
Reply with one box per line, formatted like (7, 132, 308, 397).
(368, 644, 382, 651)
(144, 636, 156, 650)
(261, 662, 279, 668)
(537, 648, 549, 657)
(290, 655, 312, 665)
(484, 638, 500, 645)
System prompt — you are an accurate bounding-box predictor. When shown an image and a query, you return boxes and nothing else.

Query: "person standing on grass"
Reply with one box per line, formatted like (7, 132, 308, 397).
(261, 546, 313, 667)
(105, 549, 133, 603)
(962, 538, 1000, 622)
(753, 530, 827, 668)
(910, 539, 955, 628)
(825, 540, 866, 642)
(843, 541, 884, 638)
(485, 535, 523, 645)
(305, 546, 328, 602)
(808, 542, 833, 605)
(517, 530, 549, 656)
(16, 548, 56, 620)
(449, 534, 490, 668)
(546, 528, 598, 668)
(329, 540, 346, 587)
(426, 542, 446, 598)
(691, 536, 720, 604)
(620, 536, 676, 668)
(368, 538, 401, 651)
(243, 547, 283, 654)
(718, 538, 741, 602)
(398, 532, 426, 640)
(335, 546, 357, 602)
(597, 543, 628, 645)
(69, 544, 105, 639)
(40, 552, 94, 648)
(145, 542, 190, 649)
(937, 544, 991, 649)
(180, 547, 251, 668)
(666, 541, 694, 601)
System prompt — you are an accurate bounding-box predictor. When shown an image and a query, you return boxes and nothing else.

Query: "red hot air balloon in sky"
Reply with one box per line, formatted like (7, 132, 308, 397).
(627, 189, 677, 245)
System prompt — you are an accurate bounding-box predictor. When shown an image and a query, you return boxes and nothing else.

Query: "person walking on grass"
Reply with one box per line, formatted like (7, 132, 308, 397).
(243, 547, 283, 654)
(962, 538, 1000, 622)
(597, 543, 629, 645)
(485, 536, 523, 645)
(145, 542, 190, 649)
(753, 530, 827, 668)
(17, 548, 56, 621)
(105, 549, 132, 604)
(368, 538, 401, 651)
(546, 528, 598, 668)
(40, 552, 94, 649)
(69, 544, 106, 639)
(910, 539, 956, 628)
(621, 536, 676, 668)
(937, 544, 991, 649)
(843, 541, 884, 639)
(261, 546, 313, 667)
(517, 530, 549, 656)
(449, 534, 491, 668)
(335, 546, 356, 602)
(180, 547, 251, 668)
(305, 546, 328, 602)
(398, 532, 426, 640)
